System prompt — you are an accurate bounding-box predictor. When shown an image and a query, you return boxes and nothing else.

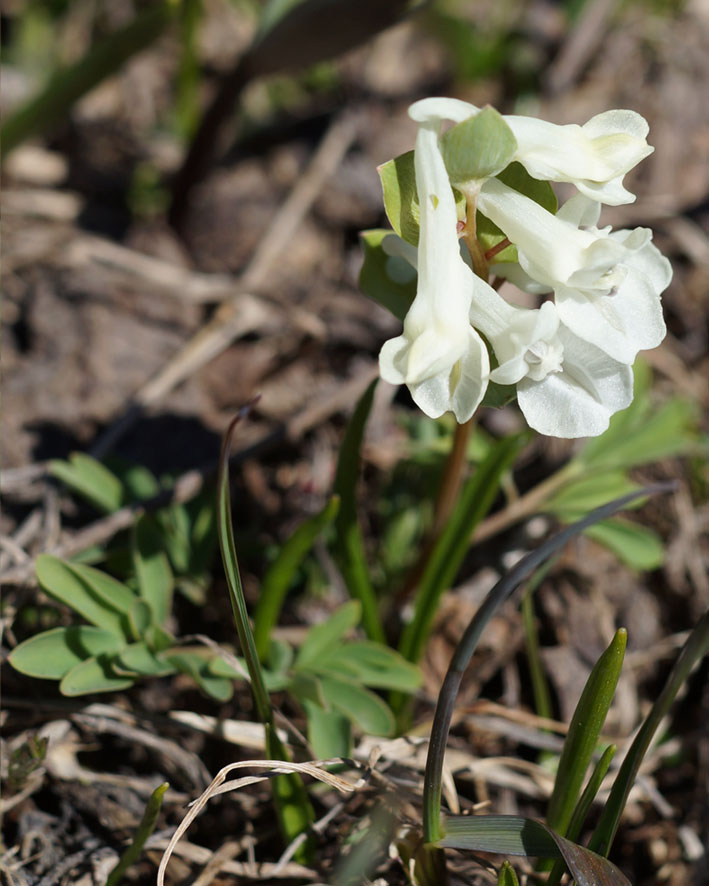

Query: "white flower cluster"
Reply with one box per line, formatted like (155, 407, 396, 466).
(379, 98, 672, 438)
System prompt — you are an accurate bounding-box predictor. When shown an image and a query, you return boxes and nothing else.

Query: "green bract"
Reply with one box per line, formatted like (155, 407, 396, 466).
(439, 106, 517, 186)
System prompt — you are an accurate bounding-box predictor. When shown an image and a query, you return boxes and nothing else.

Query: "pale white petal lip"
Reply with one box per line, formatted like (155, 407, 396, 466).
(517, 327, 634, 438)
(408, 97, 478, 125)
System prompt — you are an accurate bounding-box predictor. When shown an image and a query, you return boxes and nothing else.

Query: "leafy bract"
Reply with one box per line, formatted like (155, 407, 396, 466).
(440, 106, 517, 186)
(359, 230, 416, 322)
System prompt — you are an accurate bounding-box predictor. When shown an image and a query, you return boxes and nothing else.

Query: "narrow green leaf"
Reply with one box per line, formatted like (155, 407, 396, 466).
(133, 515, 174, 626)
(589, 609, 709, 857)
(320, 676, 395, 736)
(545, 472, 639, 523)
(36, 555, 130, 638)
(218, 408, 314, 847)
(546, 745, 616, 886)
(49, 453, 124, 513)
(358, 229, 417, 322)
(333, 380, 385, 642)
(295, 600, 361, 668)
(584, 519, 665, 571)
(105, 781, 169, 886)
(9, 626, 124, 679)
(399, 434, 524, 665)
(2, 3, 175, 157)
(498, 860, 520, 886)
(547, 629, 627, 836)
(254, 495, 340, 662)
(440, 106, 517, 185)
(438, 816, 630, 885)
(303, 700, 351, 758)
(59, 655, 135, 696)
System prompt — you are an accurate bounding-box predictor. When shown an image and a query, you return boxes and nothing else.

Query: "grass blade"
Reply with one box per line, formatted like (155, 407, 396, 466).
(2, 3, 174, 158)
(422, 482, 675, 846)
(399, 434, 524, 665)
(254, 495, 340, 662)
(105, 781, 169, 886)
(588, 607, 709, 857)
(546, 629, 627, 836)
(218, 407, 314, 851)
(333, 379, 384, 642)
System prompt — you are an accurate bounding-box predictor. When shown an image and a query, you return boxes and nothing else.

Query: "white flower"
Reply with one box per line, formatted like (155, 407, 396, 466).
(410, 97, 652, 205)
(468, 297, 634, 437)
(378, 119, 490, 422)
(477, 183, 671, 363)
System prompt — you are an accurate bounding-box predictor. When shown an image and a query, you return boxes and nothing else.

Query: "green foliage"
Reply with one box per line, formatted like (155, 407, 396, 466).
(359, 230, 417, 322)
(438, 816, 630, 885)
(497, 861, 520, 886)
(105, 781, 169, 886)
(332, 379, 385, 643)
(546, 630, 627, 837)
(440, 107, 517, 186)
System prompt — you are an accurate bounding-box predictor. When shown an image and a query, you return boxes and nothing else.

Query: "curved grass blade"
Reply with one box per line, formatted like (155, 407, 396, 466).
(589, 607, 709, 857)
(546, 744, 616, 886)
(546, 629, 627, 837)
(422, 482, 675, 845)
(332, 379, 384, 642)
(218, 406, 314, 851)
(254, 495, 340, 662)
(2, 3, 174, 158)
(438, 816, 630, 886)
(498, 860, 520, 885)
(105, 782, 169, 886)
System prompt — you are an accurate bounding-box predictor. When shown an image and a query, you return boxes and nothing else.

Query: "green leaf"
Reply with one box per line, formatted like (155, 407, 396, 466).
(316, 642, 421, 693)
(440, 106, 517, 185)
(546, 629, 627, 837)
(378, 150, 465, 247)
(132, 515, 174, 625)
(105, 781, 169, 886)
(36, 555, 131, 638)
(358, 230, 417, 322)
(290, 672, 327, 708)
(143, 624, 174, 653)
(128, 599, 153, 639)
(114, 642, 175, 677)
(589, 609, 709, 858)
(332, 380, 385, 642)
(399, 434, 525, 665)
(166, 651, 234, 701)
(498, 861, 520, 886)
(49, 453, 124, 513)
(378, 150, 420, 246)
(320, 676, 395, 736)
(545, 472, 639, 523)
(438, 816, 630, 886)
(303, 700, 351, 759)
(480, 380, 517, 409)
(65, 561, 138, 613)
(476, 161, 557, 262)
(59, 655, 135, 696)
(584, 518, 665, 571)
(9, 626, 124, 679)
(295, 600, 361, 668)
(254, 495, 340, 662)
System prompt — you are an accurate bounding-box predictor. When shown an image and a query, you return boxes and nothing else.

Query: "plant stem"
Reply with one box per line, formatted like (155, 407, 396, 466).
(433, 419, 474, 536)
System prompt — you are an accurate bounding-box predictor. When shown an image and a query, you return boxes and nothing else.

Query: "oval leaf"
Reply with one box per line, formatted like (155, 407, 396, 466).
(9, 626, 124, 679)
(295, 600, 362, 668)
(36, 555, 130, 638)
(60, 655, 135, 696)
(440, 106, 517, 185)
(115, 642, 175, 677)
(133, 515, 174, 625)
(319, 676, 394, 736)
(303, 700, 351, 759)
(316, 641, 422, 692)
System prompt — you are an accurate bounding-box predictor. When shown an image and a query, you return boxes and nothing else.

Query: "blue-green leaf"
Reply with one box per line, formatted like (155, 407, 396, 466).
(295, 600, 361, 668)
(359, 229, 416, 322)
(9, 626, 124, 679)
(60, 655, 135, 696)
